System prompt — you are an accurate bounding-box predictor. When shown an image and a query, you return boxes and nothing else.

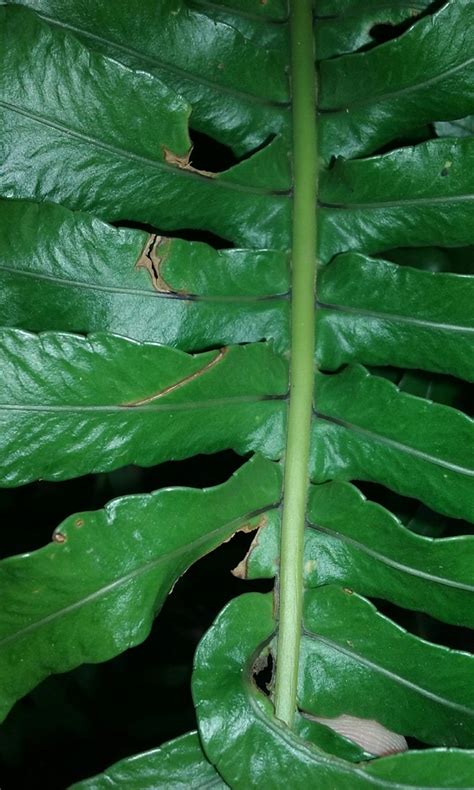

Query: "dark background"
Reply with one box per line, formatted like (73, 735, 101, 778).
(1, 446, 473, 789)
(1, 21, 474, 785)
(0, 451, 273, 789)
(0, 131, 270, 790)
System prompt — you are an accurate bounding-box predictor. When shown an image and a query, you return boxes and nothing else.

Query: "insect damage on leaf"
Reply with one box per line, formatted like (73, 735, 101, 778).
(1, 0, 474, 786)
(163, 146, 216, 178)
(135, 233, 172, 293)
(232, 514, 269, 579)
(121, 347, 228, 407)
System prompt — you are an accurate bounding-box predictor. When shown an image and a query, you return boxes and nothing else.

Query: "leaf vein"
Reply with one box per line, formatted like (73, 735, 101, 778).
(306, 522, 474, 592)
(0, 100, 275, 196)
(0, 504, 277, 650)
(316, 301, 474, 333)
(314, 412, 474, 478)
(303, 631, 474, 717)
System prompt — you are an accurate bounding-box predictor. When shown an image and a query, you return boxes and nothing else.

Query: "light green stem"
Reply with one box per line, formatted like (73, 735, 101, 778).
(274, 0, 318, 728)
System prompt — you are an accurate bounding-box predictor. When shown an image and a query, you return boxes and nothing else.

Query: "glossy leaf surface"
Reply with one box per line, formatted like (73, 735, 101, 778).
(0, 0, 473, 786)
(193, 593, 474, 789)
(70, 731, 227, 789)
(0, 331, 287, 485)
(0, 456, 280, 719)
(314, 0, 432, 59)
(0, 200, 290, 350)
(317, 253, 474, 380)
(1, 0, 290, 153)
(319, 0, 474, 159)
(0, 6, 291, 248)
(320, 138, 474, 261)
(312, 366, 474, 521)
(298, 587, 474, 747)
(247, 480, 474, 628)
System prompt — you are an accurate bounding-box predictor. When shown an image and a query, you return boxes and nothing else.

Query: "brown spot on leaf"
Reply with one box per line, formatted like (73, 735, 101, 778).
(232, 515, 267, 579)
(75, 518, 84, 528)
(440, 159, 453, 177)
(163, 146, 215, 178)
(53, 532, 66, 544)
(252, 650, 270, 678)
(232, 556, 248, 579)
(122, 347, 228, 407)
(136, 234, 173, 293)
(304, 559, 316, 575)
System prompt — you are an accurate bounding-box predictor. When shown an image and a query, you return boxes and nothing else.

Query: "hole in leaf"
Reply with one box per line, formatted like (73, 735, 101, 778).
(367, 125, 435, 156)
(188, 129, 277, 174)
(404, 736, 431, 751)
(188, 128, 239, 171)
(368, 20, 418, 46)
(170, 228, 235, 249)
(0, 529, 272, 789)
(112, 219, 235, 250)
(253, 650, 274, 697)
(365, 1, 445, 49)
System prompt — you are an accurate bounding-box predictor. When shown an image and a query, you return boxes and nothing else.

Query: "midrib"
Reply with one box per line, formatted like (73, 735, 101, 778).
(273, 0, 318, 728)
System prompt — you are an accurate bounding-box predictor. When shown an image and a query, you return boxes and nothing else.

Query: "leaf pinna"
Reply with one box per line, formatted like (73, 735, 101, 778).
(0, 0, 473, 787)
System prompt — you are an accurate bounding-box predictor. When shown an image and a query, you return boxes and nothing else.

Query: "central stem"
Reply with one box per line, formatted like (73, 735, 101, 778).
(274, 0, 318, 728)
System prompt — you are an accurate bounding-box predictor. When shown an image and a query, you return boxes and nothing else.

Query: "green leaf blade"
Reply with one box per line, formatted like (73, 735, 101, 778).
(2, 0, 290, 153)
(69, 731, 228, 789)
(245, 480, 474, 628)
(0, 332, 287, 486)
(1, 0, 474, 784)
(0, 6, 291, 248)
(312, 367, 474, 521)
(192, 593, 474, 788)
(315, 0, 433, 60)
(319, 0, 474, 159)
(320, 139, 474, 261)
(0, 456, 281, 719)
(0, 199, 290, 351)
(299, 587, 474, 748)
(317, 253, 474, 380)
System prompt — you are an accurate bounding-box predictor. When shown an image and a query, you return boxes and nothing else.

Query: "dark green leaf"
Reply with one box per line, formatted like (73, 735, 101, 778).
(315, 0, 432, 59)
(0, 456, 280, 718)
(1, 0, 474, 784)
(0, 6, 291, 248)
(1, 0, 290, 153)
(320, 138, 474, 261)
(312, 366, 474, 520)
(298, 587, 474, 747)
(317, 253, 474, 380)
(0, 331, 286, 486)
(246, 480, 474, 628)
(0, 199, 289, 351)
(70, 731, 227, 789)
(319, 1, 474, 158)
(192, 593, 474, 788)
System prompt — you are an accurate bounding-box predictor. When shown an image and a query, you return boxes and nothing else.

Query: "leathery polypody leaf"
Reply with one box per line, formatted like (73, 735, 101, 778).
(0, 0, 473, 786)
